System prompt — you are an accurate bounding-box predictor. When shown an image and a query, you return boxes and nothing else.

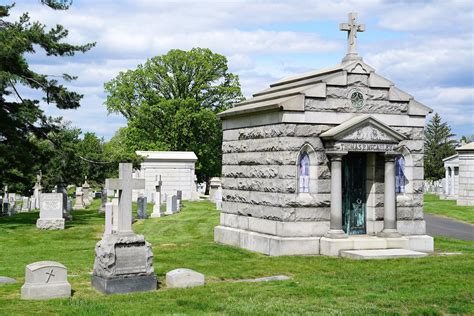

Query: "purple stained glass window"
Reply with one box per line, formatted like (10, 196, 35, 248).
(299, 152, 310, 193)
(395, 156, 406, 193)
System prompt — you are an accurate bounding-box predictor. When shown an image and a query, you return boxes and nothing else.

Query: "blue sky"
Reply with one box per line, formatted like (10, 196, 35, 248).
(5, 0, 474, 139)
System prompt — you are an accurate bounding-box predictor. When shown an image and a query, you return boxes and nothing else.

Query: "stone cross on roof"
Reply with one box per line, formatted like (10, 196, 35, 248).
(339, 12, 365, 62)
(105, 163, 145, 234)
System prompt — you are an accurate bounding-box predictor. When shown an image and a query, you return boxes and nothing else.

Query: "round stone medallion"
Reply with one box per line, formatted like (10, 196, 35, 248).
(350, 90, 365, 109)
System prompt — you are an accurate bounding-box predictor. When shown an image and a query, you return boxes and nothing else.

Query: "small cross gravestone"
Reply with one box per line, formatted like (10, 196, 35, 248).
(151, 175, 162, 218)
(21, 261, 71, 300)
(36, 193, 65, 230)
(92, 163, 157, 294)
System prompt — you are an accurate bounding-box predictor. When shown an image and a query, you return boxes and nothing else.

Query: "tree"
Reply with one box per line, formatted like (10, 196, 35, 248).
(104, 48, 243, 184)
(460, 135, 474, 144)
(0, 1, 94, 194)
(424, 113, 457, 180)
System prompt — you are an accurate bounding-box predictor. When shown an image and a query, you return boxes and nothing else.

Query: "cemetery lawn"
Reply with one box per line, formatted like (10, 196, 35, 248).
(424, 194, 474, 224)
(1, 200, 473, 315)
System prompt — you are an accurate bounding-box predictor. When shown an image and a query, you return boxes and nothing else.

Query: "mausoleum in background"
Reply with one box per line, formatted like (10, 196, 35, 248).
(443, 142, 474, 206)
(214, 13, 434, 256)
(132, 151, 198, 202)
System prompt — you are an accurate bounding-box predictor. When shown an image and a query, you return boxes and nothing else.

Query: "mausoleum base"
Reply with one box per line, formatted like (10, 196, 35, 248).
(36, 218, 65, 230)
(91, 274, 157, 294)
(215, 226, 433, 257)
(214, 226, 321, 256)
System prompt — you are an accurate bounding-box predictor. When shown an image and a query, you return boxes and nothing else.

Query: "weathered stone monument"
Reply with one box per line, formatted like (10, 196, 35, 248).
(151, 175, 162, 218)
(21, 261, 71, 300)
(83, 178, 91, 206)
(73, 187, 85, 210)
(209, 177, 222, 202)
(21, 197, 30, 212)
(214, 12, 433, 257)
(92, 163, 156, 294)
(137, 195, 148, 219)
(37, 193, 65, 230)
(99, 188, 107, 213)
(33, 171, 42, 209)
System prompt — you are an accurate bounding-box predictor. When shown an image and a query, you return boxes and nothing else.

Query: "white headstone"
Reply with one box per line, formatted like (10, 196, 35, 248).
(36, 193, 65, 230)
(151, 175, 162, 218)
(166, 268, 205, 288)
(215, 188, 222, 211)
(21, 261, 71, 300)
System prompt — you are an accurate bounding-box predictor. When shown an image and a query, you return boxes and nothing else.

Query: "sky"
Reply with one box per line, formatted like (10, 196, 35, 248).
(4, 0, 474, 140)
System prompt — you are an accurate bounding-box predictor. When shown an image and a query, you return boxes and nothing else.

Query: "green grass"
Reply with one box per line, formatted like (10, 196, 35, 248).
(424, 194, 474, 224)
(1, 200, 473, 315)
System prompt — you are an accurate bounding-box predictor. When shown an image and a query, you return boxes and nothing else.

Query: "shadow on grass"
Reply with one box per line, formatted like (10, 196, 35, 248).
(0, 212, 39, 229)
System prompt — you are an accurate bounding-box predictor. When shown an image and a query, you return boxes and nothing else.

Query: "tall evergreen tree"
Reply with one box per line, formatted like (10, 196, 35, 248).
(424, 113, 457, 180)
(0, 1, 94, 193)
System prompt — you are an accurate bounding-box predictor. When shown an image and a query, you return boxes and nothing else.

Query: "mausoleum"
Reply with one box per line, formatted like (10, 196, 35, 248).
(214, 13, 434, 256)
(443, 142, 474, 206)
(132, 151, 198, 202)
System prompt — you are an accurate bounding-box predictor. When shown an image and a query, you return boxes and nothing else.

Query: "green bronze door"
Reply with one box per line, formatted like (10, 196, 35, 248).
(342, 153, 367, 235)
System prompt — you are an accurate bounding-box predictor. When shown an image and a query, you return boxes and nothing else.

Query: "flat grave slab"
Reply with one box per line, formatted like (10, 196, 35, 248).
(340, 248, 428, 260)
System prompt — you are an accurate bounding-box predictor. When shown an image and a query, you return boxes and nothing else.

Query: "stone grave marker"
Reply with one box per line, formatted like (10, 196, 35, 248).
(111, 197, 119, 233)
(73, 187, 85, 210)
(166, 268, 205, 288)
(37, 193, 64, 230)
(82, 178, 91, 206)
(21, 197, 30, 212)
(21, 261, 71, 300)
(104, 201, 113, 235)
(92, 163, 156, 294)
(215, 187, 222, 211)
(165, 195, 178, 215)
(66, 198, 73, 212)
(151, 175, 162, 218)
(137, 196, 148, 219)
(99, 188, 107, 213)
(209, 177, 221, 202)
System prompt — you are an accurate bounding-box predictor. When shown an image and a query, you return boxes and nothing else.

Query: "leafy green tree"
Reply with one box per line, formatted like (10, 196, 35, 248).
(460, 135, 474, 144)
(424, 113, 457, 180)
(0, 1, 94, 194)
(104, 48, 243, 184)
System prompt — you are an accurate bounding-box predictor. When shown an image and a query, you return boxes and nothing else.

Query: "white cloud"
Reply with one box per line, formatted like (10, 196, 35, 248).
(5, 0, 473, 139)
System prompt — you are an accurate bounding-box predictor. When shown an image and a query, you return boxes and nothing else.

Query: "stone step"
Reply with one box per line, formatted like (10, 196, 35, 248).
(340, 248, 428, 260)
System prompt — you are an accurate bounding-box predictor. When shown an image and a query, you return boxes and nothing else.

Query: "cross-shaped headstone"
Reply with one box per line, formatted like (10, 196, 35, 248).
(339, 12, 365, 61)
(105, 163, 145, 234)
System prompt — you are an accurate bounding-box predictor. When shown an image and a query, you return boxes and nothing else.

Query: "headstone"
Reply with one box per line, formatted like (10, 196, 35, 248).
(73, 187, 85, 210)
(8, 193, 16, 215)
(2, 199, 9, 217)
(20, 261, 71, 300)
(215, 187, 222, 211)
(165, 195, 178, 215)
(92, 163, 156, 294)
(66, 198, 73, 213)
(99, 188, 107, 213)
(36, 193, 65, 230)
(82, 178, 91, 206)
(209, 177, 221, 202)
(137, 196, 148, 219)
(33, 172, 42, 209)
(30, 197, 36, 210)
(21, 197, 30, 212)
(176, 190, 182, 211)
(151, 176, 162, 218)
(0, 276, 17, 284)
(166, 269, 205, 288)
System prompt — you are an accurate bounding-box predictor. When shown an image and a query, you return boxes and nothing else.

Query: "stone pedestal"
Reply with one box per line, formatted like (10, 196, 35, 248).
(36, 218, 65, 230)
(92, 234, 156, 294)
